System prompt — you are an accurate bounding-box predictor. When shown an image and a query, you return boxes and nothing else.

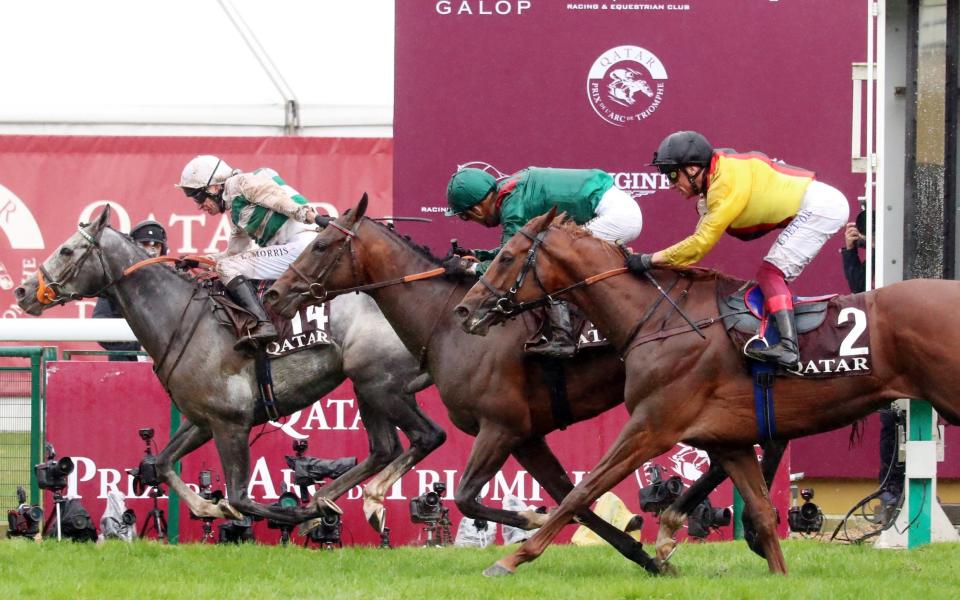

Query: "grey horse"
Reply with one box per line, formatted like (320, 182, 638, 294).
(14, 205, 446, 528)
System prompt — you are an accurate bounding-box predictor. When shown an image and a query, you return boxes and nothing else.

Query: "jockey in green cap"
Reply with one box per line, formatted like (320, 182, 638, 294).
(445, 165, 643, 358)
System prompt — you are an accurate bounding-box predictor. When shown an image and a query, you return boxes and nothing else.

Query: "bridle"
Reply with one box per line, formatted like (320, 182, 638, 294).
(478, 228, 629, 317)
(285, 218, 445, 303)
(35, 225, 119, 306)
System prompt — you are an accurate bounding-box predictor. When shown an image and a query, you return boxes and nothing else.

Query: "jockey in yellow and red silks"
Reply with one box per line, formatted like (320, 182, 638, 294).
(627, 131, 849, 369)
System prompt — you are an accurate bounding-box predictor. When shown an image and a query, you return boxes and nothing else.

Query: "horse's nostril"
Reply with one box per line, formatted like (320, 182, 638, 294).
(454, 305, 469, 321)
(13, 287, 25, 300)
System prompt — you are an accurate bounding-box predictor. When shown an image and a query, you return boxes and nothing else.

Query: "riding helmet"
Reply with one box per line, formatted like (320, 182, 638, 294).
(130, 220, 168, 256)
(445, 168, 497, 217)
(650, 131, 714, 174)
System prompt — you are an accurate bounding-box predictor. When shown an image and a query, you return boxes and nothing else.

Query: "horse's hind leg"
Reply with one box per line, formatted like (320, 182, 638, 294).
(356, 400, 446, 532)
(741, 440, 786, 559)
(154, 421, 237, 519)
(513, 436, 660, 575)
(713, 446, 786, 575)
(488, 413, 674, 576)
(656, 458, 728, 566)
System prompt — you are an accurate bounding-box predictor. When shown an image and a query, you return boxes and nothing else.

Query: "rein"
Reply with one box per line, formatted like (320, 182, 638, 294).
(123, 255, 215, 276)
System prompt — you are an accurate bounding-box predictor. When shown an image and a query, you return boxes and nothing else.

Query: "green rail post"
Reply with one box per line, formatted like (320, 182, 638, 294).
(0, 347, 45, 505)
(732, 488, 744, 539)
(167, 404, 182, 544)
(906, 399, 934, 548)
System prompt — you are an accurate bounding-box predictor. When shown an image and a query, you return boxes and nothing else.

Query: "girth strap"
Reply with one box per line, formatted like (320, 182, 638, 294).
(752, 363, 778, 441)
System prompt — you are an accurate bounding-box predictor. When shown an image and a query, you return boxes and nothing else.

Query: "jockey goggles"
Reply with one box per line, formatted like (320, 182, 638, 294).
(182, 158, 223, 205)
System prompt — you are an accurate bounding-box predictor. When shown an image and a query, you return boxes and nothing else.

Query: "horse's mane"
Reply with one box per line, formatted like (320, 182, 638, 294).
(366, 218, 444, 265)
(104, 225, 202, 286)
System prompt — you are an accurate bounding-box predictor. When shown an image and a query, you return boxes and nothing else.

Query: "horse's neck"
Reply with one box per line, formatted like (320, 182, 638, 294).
(104, 239, 209, 357)
(360, 228, 466, 351)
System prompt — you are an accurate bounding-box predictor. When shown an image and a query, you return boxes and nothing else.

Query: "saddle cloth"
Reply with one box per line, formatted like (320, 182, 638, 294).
(717, 281, 872, 378)
(207, 279, 333, 358)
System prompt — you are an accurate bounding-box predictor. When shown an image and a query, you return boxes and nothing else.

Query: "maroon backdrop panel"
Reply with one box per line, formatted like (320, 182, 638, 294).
(45, 361, 789, 545)
(793, 415, 960, 479)
(395, 1, 866, 292)
(0, 135, 392, 327)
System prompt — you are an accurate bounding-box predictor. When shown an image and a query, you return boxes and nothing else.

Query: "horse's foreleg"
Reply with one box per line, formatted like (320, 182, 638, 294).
(487, 412, 674, 577)
(713, 447, 787, 575)
(153, 421, 236, 519)
(656, 458, 728, 566)
(210, 422, 318, 526)
(453, 425, 536, 529)
(512, 436, 660, 575)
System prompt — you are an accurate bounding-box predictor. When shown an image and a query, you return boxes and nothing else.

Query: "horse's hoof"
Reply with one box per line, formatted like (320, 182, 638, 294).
(483, 562, 515, 578)
(654, 558, 679, 576)
(219, 499, 244, 520)
(298, 518, 322, 536)
(317, 496, 343, 515)
(365, 503, 386, 532)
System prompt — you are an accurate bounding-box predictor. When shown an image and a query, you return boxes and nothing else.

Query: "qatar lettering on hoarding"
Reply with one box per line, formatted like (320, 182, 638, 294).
(587, 45, 667, 127)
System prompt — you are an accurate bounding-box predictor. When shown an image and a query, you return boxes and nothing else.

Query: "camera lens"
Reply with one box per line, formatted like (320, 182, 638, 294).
(322, 514, 340, 527)
(122, 509, 136, 525)
(424, 491, 440, 507)
(28, 506, 44, 522)
(800, 502, 819, 521)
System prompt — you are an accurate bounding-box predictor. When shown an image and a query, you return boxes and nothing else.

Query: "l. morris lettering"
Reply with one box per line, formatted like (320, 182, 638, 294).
(436, 0, 532, 15)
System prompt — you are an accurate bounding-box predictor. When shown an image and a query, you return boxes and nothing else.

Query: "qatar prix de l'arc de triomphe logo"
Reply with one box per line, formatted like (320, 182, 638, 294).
(587, 45, 668, 127)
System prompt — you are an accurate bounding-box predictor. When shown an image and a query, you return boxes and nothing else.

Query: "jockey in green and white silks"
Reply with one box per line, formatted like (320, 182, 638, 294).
(177, 155, 324, 351)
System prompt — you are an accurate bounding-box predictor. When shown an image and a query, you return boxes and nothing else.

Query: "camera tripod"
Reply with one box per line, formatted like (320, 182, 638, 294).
(420, 507, 453, 547)
(139, 485, 168, 541)
(42, 487, 69, 541)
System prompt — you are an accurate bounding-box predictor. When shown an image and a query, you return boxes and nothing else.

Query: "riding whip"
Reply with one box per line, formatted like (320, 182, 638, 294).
(643, 271, 706, 340)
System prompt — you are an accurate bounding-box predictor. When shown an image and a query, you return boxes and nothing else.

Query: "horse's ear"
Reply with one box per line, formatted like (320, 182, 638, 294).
(93, 204, 112, 231)
(537, 206, 558, 232)
(356, 193, 369, 220)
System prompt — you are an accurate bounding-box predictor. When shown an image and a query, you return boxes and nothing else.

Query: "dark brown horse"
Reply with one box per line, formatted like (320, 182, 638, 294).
(455, 209, 960, 576)
(265, 196, 783, 573)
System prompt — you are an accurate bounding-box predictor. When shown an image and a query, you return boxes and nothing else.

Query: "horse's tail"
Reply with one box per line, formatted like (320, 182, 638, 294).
(847, 417, 868, 449)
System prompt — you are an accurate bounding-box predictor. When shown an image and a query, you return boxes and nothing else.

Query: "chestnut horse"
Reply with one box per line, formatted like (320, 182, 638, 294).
(456, 209, 960, 577)
(265, 195, 783, 573)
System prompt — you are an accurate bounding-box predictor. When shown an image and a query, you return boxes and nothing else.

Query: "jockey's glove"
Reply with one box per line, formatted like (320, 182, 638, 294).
(626, 253, 654, 275)
(441, 256, 477, 278)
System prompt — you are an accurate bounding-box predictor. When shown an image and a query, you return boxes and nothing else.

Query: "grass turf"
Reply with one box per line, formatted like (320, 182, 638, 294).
(0, 538, 958, 599)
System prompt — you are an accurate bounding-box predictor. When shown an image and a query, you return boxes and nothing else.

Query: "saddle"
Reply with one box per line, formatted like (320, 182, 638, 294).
(206, 279, 334, 359)
(716, 280, 872, 379)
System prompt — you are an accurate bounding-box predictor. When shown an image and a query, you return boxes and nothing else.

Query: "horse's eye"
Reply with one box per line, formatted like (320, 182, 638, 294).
(59, 247, 74, 256)
(312, 240, 330, 252)
(499, 253, 513, 265)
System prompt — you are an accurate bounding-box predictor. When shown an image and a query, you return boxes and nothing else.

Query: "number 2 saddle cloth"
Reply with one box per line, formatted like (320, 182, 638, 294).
(717, 280, 872, 378)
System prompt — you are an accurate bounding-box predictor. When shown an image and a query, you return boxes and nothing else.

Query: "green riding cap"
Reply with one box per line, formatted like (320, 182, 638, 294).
(445, 168, 497, 216)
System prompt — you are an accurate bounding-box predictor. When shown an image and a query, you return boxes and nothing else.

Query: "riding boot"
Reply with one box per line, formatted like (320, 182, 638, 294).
(225, 276, 278, 352)
(746, 309, 800, 369)
(526, 300, 577, 359)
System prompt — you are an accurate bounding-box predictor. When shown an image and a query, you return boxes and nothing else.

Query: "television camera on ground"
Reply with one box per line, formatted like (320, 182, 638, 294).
(127, 428, 168, 541)
(638, 464, 684, 515)
(409, 481, 453, 546)
(35, 443, 95, 542)
(190, 468, 224, 542)
(6, 486, 43, 539)
(271, 439, 356, 548)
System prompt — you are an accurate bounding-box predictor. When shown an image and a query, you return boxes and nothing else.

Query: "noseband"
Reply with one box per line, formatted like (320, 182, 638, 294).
(478, 229, 553, 316)
(36, 226, 117, 306)
(286, 220, 361, 302)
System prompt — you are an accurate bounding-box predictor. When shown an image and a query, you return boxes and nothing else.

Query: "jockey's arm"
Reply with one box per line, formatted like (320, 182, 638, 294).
(212, 226, 255, 260)
(652, 185, 747, 267)
(234, 171, 318, 224)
